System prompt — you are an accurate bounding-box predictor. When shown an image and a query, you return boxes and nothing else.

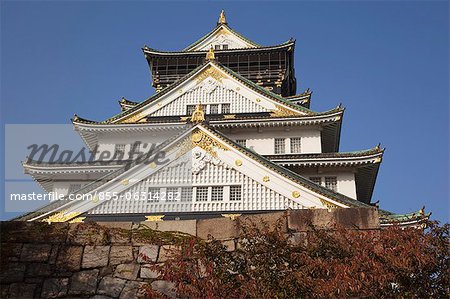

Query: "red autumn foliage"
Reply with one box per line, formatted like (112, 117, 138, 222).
(143, 219, 449, 298)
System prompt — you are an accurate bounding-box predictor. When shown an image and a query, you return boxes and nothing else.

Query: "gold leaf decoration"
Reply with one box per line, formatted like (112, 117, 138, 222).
(235, 160, 242, 166)
(196, 66, 225, 84)
(191, 129, 228, 157)
(320, 199, 339, 209)
(263, 176, 270, 182)
(41, 211, 82, 224)
(270, 105, 300, 117)
(292, 191, 300, 198)
(145, 215, 165, 222)
(221, 214, 241, 220)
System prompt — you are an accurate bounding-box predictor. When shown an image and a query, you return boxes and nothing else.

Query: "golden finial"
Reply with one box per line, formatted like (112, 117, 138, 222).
(206, 45, 215, 60)
(191, 104, 205, 122)
(218, 10, 227, 24)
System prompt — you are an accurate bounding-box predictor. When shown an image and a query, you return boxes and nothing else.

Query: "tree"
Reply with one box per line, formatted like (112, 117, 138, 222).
(143, 219, 449, 298)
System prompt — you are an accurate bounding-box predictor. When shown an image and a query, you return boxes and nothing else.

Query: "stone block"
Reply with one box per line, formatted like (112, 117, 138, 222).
(82, 246, 110, 269)
(0, 262, 26, 283)
(67, 223, 108, 245)
(25, 263, 54, 277)
(41, 278, 69, 298)
(1, 222, 68, 244)
(119, 281, 147, 299)
(151, 280, 177, 298)
(20, 244, 52, 262)
(0, 243, 22, 261)
(240, 211, 287, 232)
(114, 263, 140, 280)
(69, 269, 99, 295)
(137, 245, 159, 263)
(158, 245, 178, 262)
(109, 245, 134, 265)
(288, 209, 335, 231)
(139, 220, 197, 235)
(97, 276, 127, 297)
(140, 264, 161, 279)
(56, 246, 83, 271)
(335, 208, 379, 229)
(8, 283, 36, 299)
(197, 217, 239, 240)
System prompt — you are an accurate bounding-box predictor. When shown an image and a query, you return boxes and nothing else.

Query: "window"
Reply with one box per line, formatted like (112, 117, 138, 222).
(214, 45, 221, 50)
(221, 103, 231, 114)
(68, 184, 82, 194)
(114, 144, 125, 158)
(274, 138, 285, 154)
(148, 187, 160, 202)
(211, 186, 223, 201)
(236, 139, 247, 147)
(222, 44, 228, 50)
(195, 187, 208, 202)
(166, 187, 179, 202)
(180, 187, 193, 202)
(130, 142, 141, 156)
(186, 105, 196, 115)
(230, 185, 242, 201)
(325, 177, 338, 192)
(309, 177, 322, 186)
(209, 104, 219, 114)
(290, 138, 302, 153)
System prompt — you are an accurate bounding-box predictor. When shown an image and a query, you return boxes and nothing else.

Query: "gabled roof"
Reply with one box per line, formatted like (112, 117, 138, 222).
(118, 97, 138, 111)
(183, 11, 261, 52)
(73, 60, 319, 125)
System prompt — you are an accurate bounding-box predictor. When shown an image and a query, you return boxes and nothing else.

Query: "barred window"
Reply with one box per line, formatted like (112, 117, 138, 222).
(222, 44, 229, 50)
(214, 45, 221, 50)
(186, 104, 196, 115)
(180, 187, 193, 202)
(290, 138, 302, 153)
(68, 184, 82, 194)
(195, 187, 208, 202)
(114, 144, 125, 157)
(274, 138, 285, 154)
(325, 177, 338, 192)
(236, 139, 247, 147)
(148, 187, 160, 202)
(230, 185, 242, 201)
(309, 177, 322, 186)
(209, 104, 219, 114)
(211, 186, 223, 201)
(221, 103, 231, 114)
(166, 187, 179, 202)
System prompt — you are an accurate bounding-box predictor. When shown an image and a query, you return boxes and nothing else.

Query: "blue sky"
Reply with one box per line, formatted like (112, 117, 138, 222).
(1, 1, 448, 222)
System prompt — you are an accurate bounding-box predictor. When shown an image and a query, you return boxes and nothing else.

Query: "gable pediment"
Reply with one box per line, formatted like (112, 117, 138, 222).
(115, 63, 306, 123)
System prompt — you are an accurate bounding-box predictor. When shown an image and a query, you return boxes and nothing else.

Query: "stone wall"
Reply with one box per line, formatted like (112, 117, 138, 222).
(0, 208, 379, 298)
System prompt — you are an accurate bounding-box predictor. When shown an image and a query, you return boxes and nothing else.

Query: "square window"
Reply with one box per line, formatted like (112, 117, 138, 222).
(274, 138, 285, 154)
(236, 139, 247, 147)
(166, 187, 179, 202)
(196, 187, 208, 202)
(309, 177, 322, 186)
(325, 177, 337, 192)
(209, 104, 219, 114)
(214, 45, 221, 50)
(290, 138, 302, 153)
(68, 184, 82, 194)
(148, 187, 160, 202)
(211, 186, 223, 201)
(230, 185, 242, 201)
(222, 44, 229, 50)
(180, 187, 193, 202)
(114, 144, 125, 158)
(186, 105, 196, 115)
(221, 103, 231, 114)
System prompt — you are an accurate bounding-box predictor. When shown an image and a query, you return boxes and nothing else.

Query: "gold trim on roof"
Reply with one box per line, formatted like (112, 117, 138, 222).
(320, 199, 339, 209)
(196, 66, 225, 83)
(292, 191, 300, 198)
(145, 215, 164, 222)
(41, 211, 82, 224)
(191, 104, 205, 123)
(191, 128, 229, 157)
(270, 105, 301, 117)
(222, 214, 241, 220)
(206, 46, 215, 60)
